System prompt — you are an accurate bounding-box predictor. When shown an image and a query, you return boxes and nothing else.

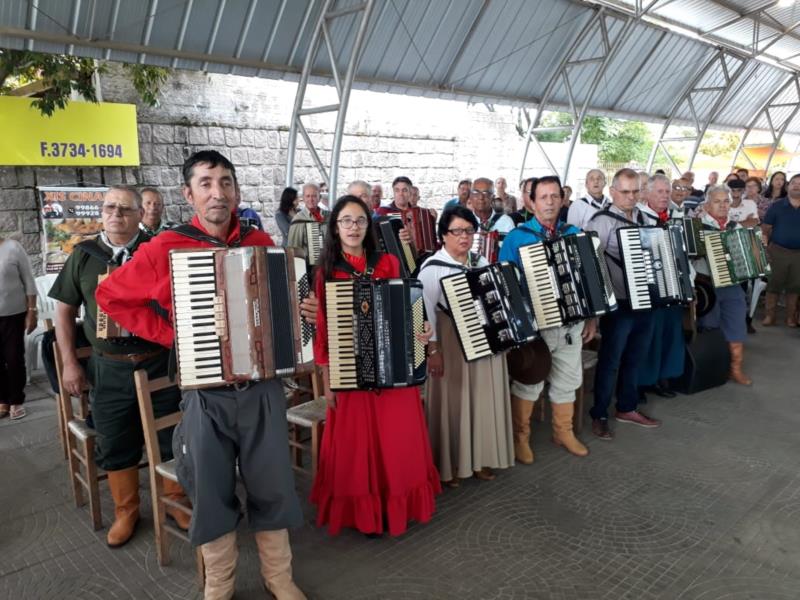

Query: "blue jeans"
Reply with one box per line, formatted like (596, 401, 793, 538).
(590, 303, 656, 420)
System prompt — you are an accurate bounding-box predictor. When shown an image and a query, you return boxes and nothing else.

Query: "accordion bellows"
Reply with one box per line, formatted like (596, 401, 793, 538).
(169, 246, 313, 389)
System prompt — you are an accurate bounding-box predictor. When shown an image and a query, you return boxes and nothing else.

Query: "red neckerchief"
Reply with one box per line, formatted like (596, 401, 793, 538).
(342, 252, 366, 273)
(309, 207, 323, 223)
(542, 222, 556, 237)
(713, 215, 728, 229)
(657, 209, 669, 223)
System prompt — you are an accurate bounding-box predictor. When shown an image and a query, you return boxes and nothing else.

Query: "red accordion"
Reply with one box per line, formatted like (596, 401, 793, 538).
(472, 230, 500, 263)
(400, 207, 439, 255)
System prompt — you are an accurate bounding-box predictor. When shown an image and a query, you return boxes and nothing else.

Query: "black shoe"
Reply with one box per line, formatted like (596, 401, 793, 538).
(652, 383, 676, 398)
(747, 322, 757, 334)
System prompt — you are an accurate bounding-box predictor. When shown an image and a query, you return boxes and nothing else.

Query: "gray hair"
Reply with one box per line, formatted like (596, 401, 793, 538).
(105, 185, 142, 208)
(347, 180, 370, 197)
(705, 183, 731, 203)
(302, 183, 320, 195)
(647, 173, 671, 192)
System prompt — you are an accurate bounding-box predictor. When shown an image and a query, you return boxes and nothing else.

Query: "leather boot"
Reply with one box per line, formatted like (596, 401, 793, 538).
(162, 478, 192, 531)
(728, 342, 752, 386)
(785, 294, 798, 327)
(200, 531, 238, 600)
(551, 402, 589, 457)
(106, 467, 140, 548)
(255, 529, 307, 600)
(510, 395, 534, 464)
(762, 293, 778, 326)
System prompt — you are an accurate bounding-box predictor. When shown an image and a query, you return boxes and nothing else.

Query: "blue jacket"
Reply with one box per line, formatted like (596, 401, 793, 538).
(498, 217, 580, 268)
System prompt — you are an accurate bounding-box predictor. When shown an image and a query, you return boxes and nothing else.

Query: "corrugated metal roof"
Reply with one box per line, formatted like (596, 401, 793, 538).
(2, 0, 800, 133)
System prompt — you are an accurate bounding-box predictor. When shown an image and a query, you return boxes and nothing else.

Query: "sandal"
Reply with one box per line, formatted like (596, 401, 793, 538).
(474, 467, 496, 481)
(0, 404, 9, 419)
(9, 406, 26, 420)
(443, 478, 461, 488)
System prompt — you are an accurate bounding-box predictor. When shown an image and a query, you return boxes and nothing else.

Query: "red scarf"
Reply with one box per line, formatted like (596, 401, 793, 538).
(309, 208, 323, 223)
(657, 209, 669, 223)
(713, 215, 728, 229)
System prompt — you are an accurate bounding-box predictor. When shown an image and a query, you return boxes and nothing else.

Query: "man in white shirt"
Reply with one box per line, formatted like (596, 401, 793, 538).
(727, 178, 759, 226)
(567, 169, 611, 229)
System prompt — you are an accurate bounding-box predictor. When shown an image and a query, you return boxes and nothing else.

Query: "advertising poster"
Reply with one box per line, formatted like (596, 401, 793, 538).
(39, 186, 108, 273)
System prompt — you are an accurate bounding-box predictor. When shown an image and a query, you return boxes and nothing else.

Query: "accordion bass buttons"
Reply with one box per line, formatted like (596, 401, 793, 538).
(214, 295, 228, 340)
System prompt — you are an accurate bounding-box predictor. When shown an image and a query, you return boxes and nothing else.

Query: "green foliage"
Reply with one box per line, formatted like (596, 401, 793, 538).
(0, 49, 170, 116)
(699, 131, 740, 157)
(536, 112, 573, 143)
(582, 117, 652, 164)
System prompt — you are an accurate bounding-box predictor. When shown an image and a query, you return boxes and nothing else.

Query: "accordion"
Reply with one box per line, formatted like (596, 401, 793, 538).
(440, 262, 538, 362)
(518, 231, 617, 328)
(472, 230, 502, 263)
(325, 278, 427, 390)
(304, 222, 324, 266)
(401, 207, 438, 256)
(617, 225, 694, 311)
(376, 216, 418, 277)
(169, 246, 313, 389)
(703, 227, 770, 288)
(669, 217, 705, 258)
(96, 267, 130, 340)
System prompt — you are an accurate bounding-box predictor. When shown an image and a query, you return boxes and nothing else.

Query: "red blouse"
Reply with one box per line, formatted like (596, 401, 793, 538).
(313, 252, 400, 365)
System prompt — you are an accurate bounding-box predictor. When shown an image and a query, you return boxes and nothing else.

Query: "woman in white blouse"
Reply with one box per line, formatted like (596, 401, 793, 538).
(418, 206, 514, 487)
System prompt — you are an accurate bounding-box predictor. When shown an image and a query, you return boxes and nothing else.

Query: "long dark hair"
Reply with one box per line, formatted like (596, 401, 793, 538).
(318, 195, 379, 281)
(279, 187, 298, 214)
(765, 171, 788, 199)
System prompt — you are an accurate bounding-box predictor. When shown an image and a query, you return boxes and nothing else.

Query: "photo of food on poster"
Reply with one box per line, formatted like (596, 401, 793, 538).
(39, 186, 108, 273)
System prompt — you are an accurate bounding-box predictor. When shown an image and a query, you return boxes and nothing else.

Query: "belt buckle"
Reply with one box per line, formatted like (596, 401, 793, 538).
(233, 381, 250, 392)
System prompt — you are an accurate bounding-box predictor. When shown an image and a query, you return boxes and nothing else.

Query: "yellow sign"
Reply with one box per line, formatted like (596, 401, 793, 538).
(0, 96, 139, 166)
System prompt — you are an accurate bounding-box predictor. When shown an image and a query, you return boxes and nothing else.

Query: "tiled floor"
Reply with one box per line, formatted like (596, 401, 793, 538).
(2, 323, 799, 599)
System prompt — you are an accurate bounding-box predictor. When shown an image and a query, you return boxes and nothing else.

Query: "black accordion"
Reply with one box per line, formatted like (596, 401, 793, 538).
(376, 216, 418, 277)
(703, 227, 770, 288)
(617, 225, 694, 311)
(669, 217, 705, 258)
(325, 278, 427, 390)
(439, 262, 538, 362)
(518, 231, 617, 328)
(169, 247, 314, 389)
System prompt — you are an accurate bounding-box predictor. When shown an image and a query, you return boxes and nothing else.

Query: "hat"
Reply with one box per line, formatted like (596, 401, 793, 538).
(507, 339, 552, 385)
(727, 178, 745, 189)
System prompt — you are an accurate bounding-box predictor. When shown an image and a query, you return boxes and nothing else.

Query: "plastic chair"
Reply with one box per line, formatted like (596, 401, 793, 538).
(25, 274, 59, 381)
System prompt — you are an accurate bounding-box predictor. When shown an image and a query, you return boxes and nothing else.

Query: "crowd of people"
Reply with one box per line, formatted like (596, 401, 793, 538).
(2, 148, 799, 600)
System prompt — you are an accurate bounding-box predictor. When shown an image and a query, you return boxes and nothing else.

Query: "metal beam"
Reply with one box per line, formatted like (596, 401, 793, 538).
(519, 9, 632, 182)
(731, 73, 800, 172)
(440, 0, 490, 85)
(286, 0, 375, 198)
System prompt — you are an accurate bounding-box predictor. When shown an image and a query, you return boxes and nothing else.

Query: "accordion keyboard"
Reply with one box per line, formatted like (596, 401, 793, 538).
(440, 276, 493, 361)
(704, 233, 733, 287)
(519, 244, 561, 327)
(170, 251, 225, 387)
(618, 229, 652, 311)
(306, 223, 322, 265)
(326, 281, 358, 390)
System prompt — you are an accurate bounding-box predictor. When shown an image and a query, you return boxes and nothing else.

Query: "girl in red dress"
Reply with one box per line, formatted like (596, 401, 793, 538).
(311, 195, 441, 537)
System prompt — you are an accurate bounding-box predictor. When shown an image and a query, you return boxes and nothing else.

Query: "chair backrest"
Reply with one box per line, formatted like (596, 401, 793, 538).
(53, 342, 93, 422)
(134, 369, 181, 468)
(35, 274, 59, 324)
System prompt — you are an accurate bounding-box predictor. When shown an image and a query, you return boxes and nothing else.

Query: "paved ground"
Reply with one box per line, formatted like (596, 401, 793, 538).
(1, 322, 799, 600)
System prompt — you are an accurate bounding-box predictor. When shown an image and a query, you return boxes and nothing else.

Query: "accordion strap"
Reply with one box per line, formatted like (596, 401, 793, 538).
(75, 239, 117, 266)
(334, 251, 383, 278)
(589, 206, 645, 226)
(171, 223, 255, 248)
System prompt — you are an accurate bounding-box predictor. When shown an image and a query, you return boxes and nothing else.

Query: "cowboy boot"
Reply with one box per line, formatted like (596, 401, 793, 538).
(511, 395, 534, 464)
(106, 467, 140, 547)
(162, 478, 192, 531)
(255, 529, 306, 600)
(728, 342, 752, 386)
(785, 294, 798, 327)
(551, 402, 589, 457)
(200, 531, 238, 600)
(762, 293, 778, 326)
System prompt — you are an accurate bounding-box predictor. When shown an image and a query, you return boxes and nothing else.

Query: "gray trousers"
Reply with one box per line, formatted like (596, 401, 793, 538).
(172, 379, 304, 546)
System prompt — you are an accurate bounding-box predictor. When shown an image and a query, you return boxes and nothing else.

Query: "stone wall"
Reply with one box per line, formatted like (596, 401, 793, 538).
(0, 64, 598, 273)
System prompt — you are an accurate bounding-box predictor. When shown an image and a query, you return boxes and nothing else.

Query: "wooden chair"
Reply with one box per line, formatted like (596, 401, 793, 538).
(287, 397, 327, 479)
(54, 342, 105, 530)
(133, 369, 203, 585)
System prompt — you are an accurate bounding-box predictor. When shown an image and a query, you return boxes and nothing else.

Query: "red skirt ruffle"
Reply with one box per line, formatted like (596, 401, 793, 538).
(310, 386, 442, 536)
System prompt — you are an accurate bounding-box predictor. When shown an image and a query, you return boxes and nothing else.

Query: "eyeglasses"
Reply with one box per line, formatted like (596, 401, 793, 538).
(446, 227, 476, 237)
(102, 204, 138, 216)
(613, 189, 639, 196)
(471, 189, 492, 197)
(672, 185, 691, 192)
(337, 217, 369, 229)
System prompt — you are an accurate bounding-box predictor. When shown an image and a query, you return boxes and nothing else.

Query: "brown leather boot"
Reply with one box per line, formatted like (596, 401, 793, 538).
(162, 478, 192, 531)
(728, 342, 752, 386)
(762, 293, 778, 326)
(551, 402, 589, 457)
(201, 531, 238, 600)
(255, 529, 307, 600)
(511, 395, 535, 464)
(785, 294, 798, 327)
(106, 467, 140, 548)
